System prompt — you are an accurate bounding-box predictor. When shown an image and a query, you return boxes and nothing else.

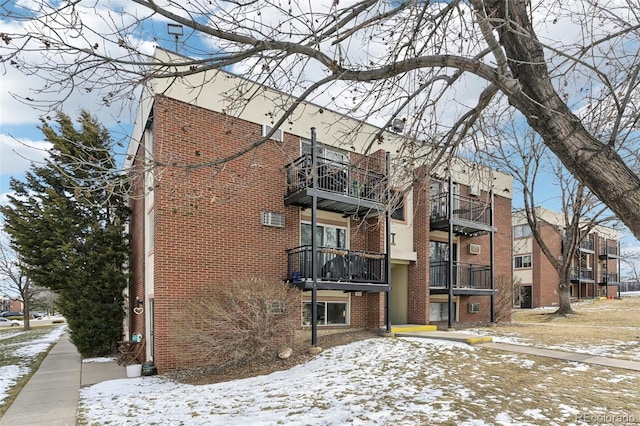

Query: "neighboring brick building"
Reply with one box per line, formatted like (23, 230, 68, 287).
(124, 48, 513, 373)
(512, 207, 621, 309)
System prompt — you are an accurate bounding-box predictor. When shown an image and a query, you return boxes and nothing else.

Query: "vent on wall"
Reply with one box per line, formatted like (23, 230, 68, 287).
(261, 211, 285, 228)
(467, 303, 480, 313)
(469, 185, 480, 196)
(261, 124, 283, 142)
(468, 243, 481, 255)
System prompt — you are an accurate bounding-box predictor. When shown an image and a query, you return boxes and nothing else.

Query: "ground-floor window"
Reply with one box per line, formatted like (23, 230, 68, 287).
(429, 302, 456, 322)
(303, 301, 348, 326)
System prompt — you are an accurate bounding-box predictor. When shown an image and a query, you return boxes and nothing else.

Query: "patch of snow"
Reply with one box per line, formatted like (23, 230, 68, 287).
(83, 357, 117, 364)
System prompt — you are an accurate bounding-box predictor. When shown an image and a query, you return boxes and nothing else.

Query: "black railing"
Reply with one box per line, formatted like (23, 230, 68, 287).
(285, 154, 386, 202)
(429, 261, 492, 289)
(598, 272, 619, 284)
(579, 239, 594, 251)
(286, 245, 386, 284)
(430, 193, 491, 226)
(570, 268, 594, 281)
(599, 244, 620, 257)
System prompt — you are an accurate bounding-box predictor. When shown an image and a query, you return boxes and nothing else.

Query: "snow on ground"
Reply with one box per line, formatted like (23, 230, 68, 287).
(78, 336, 640, 425)
(0, 326, 66, 404)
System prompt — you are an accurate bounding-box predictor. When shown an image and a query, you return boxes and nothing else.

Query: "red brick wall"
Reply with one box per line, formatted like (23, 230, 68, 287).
(152, 96, 302, 372)
(128, 145, 146, 341)
(532, 223, 561, 308)
(146, 96, 390, 372)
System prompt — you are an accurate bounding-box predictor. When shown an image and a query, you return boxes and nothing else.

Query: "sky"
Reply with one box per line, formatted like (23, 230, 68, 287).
(1, 1, 638, 254)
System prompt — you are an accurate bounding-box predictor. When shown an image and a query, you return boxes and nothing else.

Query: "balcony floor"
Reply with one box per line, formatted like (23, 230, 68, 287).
(292, 278, 390, 293)
(430, 287, 496, 296)
(285, 188, 386, 218)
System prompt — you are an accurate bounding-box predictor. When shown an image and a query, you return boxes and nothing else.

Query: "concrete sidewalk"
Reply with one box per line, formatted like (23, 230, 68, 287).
(0, 332, 126, 426)
(395, 330, 640, 371)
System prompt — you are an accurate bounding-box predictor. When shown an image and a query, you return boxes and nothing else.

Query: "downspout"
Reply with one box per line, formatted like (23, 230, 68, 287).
(447, 176, 454, 329)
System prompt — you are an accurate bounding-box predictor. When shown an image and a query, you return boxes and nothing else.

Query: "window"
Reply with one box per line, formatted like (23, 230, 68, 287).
(301, 223, 347, 248)
(390, 191, 405, 221)
(301, 139, 347, 164)
(514, 255, 532, 269)
(513, 224, 532, 238)
(303, 301, 348, 326)
(429, 302, 456, 322)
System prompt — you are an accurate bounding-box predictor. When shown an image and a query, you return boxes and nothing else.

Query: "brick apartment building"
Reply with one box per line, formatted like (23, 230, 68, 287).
(512, 207, 621, 309)
(124, 48, 514, 373)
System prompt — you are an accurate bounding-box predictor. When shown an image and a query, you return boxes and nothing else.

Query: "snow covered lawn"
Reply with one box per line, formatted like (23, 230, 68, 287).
(78, 337, 640, 425)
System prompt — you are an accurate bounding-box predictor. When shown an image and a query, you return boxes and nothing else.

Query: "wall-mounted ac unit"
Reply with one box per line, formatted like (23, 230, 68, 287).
(261, 124, 283, 142)
(468, 243, 481, 255)
(261, 211, 285, 228)
(469, 185, 480, 196)
(467, 303, 480, 313)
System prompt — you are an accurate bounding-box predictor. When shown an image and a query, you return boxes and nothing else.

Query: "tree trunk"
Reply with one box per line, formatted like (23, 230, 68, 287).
(485, 0, 640, 240)
(556, 281, 575, 316)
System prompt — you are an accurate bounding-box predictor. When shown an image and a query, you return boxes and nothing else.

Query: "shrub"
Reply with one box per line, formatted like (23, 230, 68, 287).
(176, 277, 300, 369)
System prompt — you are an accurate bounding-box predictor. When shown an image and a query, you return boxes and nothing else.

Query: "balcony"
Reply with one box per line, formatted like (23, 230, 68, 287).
(430, 193, 495, 236)
(286, 245, 389, 292)
(570, 268, 595, 282)
(598, 272, 620, 285)
(579, 239, 595, 252)
(284, 154, 387, 218)
(429, 261, 494, 295)
(598, 244, 620, 259)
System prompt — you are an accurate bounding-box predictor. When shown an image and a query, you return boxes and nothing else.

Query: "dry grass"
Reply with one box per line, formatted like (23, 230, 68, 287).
(490, 297, 640, 361)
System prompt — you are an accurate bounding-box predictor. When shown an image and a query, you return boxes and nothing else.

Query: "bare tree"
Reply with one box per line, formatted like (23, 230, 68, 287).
(3, 1, 640, 238)
(477, 110, 616, 315)
(0, 229, 32, 329)
(621, 249, 640, 285)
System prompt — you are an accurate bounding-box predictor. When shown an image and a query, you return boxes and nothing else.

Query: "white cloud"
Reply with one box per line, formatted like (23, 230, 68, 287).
(0, 134, 51, 176)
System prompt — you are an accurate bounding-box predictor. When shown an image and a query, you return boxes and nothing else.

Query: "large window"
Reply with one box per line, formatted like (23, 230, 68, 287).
(301, 223, 347, 248)
(514, 255, 532, 269)
(303, 301, 348, 326)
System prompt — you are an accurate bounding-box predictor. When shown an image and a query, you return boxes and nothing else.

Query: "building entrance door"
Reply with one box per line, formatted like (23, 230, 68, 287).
(520, 285, 532, 309)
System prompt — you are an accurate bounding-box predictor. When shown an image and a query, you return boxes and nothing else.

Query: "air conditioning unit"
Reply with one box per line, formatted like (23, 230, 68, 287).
(469, 185, 480, 196)
(261, 124, 283, 142)
(467, 303, 480, 313)
(468, 243, 481, 255)
(261, 211, 285, 228)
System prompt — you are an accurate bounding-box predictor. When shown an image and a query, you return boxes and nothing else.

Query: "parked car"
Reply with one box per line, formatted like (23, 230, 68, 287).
(0, 311, 23, 318)
(0, 318, 20, 327)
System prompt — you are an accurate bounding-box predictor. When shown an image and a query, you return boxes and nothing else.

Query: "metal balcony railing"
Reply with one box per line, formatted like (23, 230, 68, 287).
(430, 193, 491, 226)
(579, 239, 594, 251)
(286, 245, 386, 284)
(598, 272, 620, 284)
(429, 261, 492, 290)
(285, 154, 386, 202)
(570, 268, 594, 281)
(599, 244, 620, 257)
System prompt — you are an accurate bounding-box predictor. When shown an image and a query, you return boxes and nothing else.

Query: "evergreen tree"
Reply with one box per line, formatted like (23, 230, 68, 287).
(0, 111, 129, 357)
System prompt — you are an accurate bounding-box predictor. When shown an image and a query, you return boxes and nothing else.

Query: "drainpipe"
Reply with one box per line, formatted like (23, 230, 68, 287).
(311, 127, 318, 347)
(447, 177, 454, 329)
